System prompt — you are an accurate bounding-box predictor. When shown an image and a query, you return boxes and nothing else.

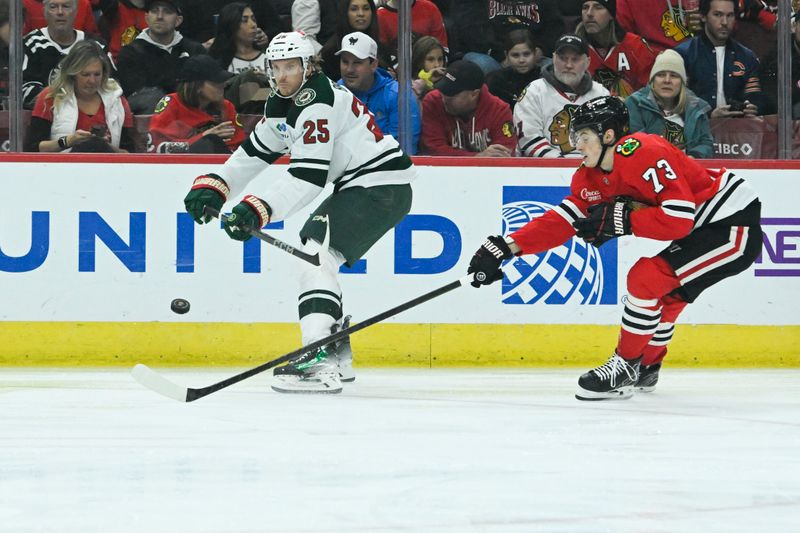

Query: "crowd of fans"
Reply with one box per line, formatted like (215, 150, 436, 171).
(0, 0, 798, 156)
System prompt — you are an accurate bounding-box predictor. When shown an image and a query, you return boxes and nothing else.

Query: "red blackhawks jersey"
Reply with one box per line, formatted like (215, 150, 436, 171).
(510, 133, 759, 254)
(588, 32, 656, 98)
(147, 93, 246, 153)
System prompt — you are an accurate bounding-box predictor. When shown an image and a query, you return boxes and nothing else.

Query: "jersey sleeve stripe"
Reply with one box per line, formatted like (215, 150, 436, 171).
(661, 200, 696, 220)
(288, 167, 327, 188)
(552, 199, 583, 224)
(241, 138, 282, 164)
(289, 160, 329, 172)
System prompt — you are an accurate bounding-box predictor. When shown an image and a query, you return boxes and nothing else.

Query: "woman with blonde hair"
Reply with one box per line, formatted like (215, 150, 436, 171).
(625, 49, 713, 158)
(26, 40, 135, 152)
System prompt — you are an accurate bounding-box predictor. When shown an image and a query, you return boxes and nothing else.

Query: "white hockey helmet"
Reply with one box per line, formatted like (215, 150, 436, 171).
(266, 31, 316, 99)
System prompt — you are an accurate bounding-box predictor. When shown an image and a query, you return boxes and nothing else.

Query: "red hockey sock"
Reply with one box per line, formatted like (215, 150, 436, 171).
(615, 257, 682, 360)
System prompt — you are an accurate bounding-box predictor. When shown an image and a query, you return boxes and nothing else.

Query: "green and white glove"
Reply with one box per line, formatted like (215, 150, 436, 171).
(184, 174, 229, 224)
(223, 195, 272, 241)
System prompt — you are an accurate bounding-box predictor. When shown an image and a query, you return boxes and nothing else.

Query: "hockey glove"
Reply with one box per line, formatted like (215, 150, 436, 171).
(184, 174, 230, 224)
(572, 197, 633, 247)
(468, 235, 513, 288)
(223, 195, 272, 241)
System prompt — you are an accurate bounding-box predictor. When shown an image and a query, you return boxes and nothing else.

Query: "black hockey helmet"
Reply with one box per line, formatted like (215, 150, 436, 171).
(570, 96, 629, 144)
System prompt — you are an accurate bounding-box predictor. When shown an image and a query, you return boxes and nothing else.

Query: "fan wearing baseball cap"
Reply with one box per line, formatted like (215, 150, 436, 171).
(575, 0, 656, 98)
(336, 32, 421, 153)
(147, 55, 246, 154)
(514, 33, 609, 158)
(421, 60, 517, 156)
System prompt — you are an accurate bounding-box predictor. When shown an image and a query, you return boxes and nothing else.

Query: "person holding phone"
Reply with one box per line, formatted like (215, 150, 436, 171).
(674, 0, 763, 117)
(147, 54, 246, 153)
(25, 40, 135, 152)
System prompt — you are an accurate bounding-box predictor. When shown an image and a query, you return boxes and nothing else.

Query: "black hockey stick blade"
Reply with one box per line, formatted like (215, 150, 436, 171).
(203, 206, 320, 266)
(131, 274, 472, 402)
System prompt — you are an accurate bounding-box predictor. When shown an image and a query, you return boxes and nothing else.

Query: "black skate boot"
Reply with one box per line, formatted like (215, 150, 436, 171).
(331, 315, 355, 383)
(272, 346, 342, 394)
(635, 363, 661, 393)
(576, 353, 642, 401)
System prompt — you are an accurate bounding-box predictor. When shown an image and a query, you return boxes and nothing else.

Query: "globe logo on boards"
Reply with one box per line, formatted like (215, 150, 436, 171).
(501, 186, 618, 305)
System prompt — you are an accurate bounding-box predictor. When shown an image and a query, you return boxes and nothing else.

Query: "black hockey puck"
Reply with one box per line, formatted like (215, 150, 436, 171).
(170, 298, 190, 314)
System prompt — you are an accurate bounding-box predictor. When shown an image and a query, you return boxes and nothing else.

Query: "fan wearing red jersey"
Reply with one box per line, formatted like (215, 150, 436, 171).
(468, 96, 763, 401)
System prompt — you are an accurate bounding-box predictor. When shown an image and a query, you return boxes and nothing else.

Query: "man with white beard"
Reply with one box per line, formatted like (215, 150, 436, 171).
(514, 33, 609, 158)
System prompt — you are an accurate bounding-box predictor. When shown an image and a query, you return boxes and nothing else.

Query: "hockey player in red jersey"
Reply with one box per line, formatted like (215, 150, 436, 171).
(467, 96, 763, 400)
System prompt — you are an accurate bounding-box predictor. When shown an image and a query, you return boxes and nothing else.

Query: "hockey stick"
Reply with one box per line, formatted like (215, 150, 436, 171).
(203, 206, 321, 266)
(132, 274, 473, 402)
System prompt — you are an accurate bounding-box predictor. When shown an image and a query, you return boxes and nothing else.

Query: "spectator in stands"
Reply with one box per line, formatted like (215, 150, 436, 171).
(514, 33, 609, 157)
(320, 0, 383, 82)
(25, 40, 135, 152)
(486, 29, 542, 110)
(377, 0, 448, 52)
(208, 3, 266, 73)
(674, 0, 763, 117)
(22, 0, 106, 109)
(411, 35, 447, 102)
(97, 0, 147, 61)
(23, 0, 97, 35)
(485, 0, 564, 59)
(575, 0, 656, 98)
(337, 31, 421, 153)
(616, 0, 705, 52)
(180, 0, 280, 49)
(116, 0, 206, 114)
(292, 0, 338, 53)
(421, 59, 517, 156)
(761, 10, 800, 117)
(626, 49, 713, 158)
(147, 54, 245, 153)
(450, 0, 563, 75)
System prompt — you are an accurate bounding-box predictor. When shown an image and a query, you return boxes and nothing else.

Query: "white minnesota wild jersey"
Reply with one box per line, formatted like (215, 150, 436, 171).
(216, 73, 415, 221)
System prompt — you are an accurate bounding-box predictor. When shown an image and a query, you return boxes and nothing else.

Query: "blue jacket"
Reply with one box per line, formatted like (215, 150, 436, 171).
(339, 68, 421, 155)
(674, 32, 763, 113)
(625, 85, 714, 159)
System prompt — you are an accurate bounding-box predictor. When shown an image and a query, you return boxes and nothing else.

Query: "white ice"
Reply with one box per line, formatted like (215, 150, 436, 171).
(1, 368, 799, 533)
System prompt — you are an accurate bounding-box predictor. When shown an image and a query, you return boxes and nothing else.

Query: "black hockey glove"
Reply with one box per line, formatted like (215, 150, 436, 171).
(184, 174, 229, 224)
(223, 195, 272, 241)
(468, 236, 513, 288)
(572, 197, 633, 247)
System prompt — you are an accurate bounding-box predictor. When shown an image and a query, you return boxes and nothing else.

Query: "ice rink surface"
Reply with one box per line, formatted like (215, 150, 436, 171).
(1, 368, 798, 533)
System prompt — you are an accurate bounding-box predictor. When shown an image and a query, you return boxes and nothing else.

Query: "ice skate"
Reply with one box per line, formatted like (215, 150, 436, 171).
(272, 347, 342, 394)
(635, 363, 661, 393)
(331, 315, 355, 382)
(576, 353, 641, 401)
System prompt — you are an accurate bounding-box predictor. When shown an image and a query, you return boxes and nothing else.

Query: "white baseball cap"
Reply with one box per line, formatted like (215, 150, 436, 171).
(336, 32, 378, 60)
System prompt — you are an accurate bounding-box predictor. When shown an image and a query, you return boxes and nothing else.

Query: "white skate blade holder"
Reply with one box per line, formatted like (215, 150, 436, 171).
(272, 372, 343, 394)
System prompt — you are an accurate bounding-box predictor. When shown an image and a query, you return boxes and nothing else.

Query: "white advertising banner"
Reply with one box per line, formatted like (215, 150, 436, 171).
(0, 160, 797, 325)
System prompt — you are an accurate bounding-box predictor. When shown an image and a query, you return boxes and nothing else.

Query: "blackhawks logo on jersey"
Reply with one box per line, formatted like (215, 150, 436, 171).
(154, 96, 171, 114)
(616, 137, 641, 157)
(295, 88, 316, 106)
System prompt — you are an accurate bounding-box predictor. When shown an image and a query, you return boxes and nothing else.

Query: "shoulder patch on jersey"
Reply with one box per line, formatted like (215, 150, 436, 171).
(295, 88, 316, 106)
(502, 121, 514, 138)
(154, 96, 171, 114)
(616, 137, 641, 157)
(517, 87, 527, 101)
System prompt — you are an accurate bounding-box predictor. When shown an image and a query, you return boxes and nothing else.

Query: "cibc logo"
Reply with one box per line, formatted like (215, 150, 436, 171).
(754, 218, 800, 277)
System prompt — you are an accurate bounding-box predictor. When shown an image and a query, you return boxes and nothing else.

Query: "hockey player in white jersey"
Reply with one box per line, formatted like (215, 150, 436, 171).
(183, 32, 416, 394)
